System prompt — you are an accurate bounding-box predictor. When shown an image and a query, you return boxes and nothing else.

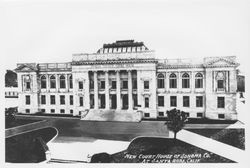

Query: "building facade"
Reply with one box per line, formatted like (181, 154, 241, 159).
(15, 40, 239, 120)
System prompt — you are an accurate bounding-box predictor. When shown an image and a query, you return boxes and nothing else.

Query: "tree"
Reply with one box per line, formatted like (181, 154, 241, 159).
(165, 108, 188, 139)
(5, 70, 17, 87)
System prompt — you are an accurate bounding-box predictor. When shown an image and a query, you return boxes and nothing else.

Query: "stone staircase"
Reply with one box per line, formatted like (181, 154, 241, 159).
(81, 109, 142, 122)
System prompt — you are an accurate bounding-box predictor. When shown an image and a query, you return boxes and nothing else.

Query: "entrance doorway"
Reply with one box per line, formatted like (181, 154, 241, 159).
(122, 94, 128, 109)
(111, 95, 117, 109)
(100, 94, 105, 109)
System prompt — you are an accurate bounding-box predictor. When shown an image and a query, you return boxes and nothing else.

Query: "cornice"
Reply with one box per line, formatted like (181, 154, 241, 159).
(72, 59, 157, 65)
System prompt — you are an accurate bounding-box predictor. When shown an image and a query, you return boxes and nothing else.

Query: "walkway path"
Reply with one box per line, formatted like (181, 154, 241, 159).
(176, 129, 245, 163)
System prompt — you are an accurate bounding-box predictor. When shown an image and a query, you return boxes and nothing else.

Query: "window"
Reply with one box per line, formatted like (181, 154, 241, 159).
(26, 95, 30, 105)
(60, 95, 65, 105)
(60, 109, 65, 114)
(132, 79, 137, 89)
(90, 80, 94, 89)
(216, 72, 225, 90)
(50, 75, 56, 89)
(100, 81, 105, 89)
(218, 114, 225, 119)
(196, 96, 203, 107)
(145, 97, 149, 108)
(41, 95, 46, 105)
(79, 81, 83, 89)
(144, 81, 149, 89)
(217, 97, 225, 108)
(41, 75, 46, 89)
(170, 96, 177, 107)
(158, 96, 164, 107)
(186, 113, 190, 117)
(157, 73, 165, 88)
(112, 81, 116, 89)
(26, 81, 31, 89)
(182, 73, 190, 88)
(79, 97, 83, 106)
(60, 75, 66, 88)
(183, 96, 190, 107)
(70, 95, 74, 105)
(158, 112, 164, 117)
(69, 75, 73, 89)
(169, 73, 177, 88)
(50, 95, 55, 105)
(197, 113, 203, 117)
(51, 109, 55, 113)
(195, 73, 203, 88)
(41, 109, 45, 113)
(144, 113, 150, 117)
(70, 109, 73, 114)
(217, 80, 224, 89)
(25, 109, 30, 113)
(122, 80, 128, 89)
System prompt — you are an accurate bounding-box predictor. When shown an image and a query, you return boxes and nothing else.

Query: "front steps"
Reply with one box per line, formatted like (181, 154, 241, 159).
(81, 109, 143, 122)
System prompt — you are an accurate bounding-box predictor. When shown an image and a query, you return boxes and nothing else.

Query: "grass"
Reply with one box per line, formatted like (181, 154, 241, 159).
(186, 129, 245, 150)
(6, 127, 57, 163)
(5, 118, 41, 129)
(111, 137, 234, 163)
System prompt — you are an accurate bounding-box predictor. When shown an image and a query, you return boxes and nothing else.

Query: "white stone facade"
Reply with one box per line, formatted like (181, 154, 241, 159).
(15, 40, 239, 120)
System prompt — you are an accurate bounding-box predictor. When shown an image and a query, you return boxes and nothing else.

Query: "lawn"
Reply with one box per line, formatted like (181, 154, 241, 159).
(5, 118, 41, 129)
(185, 129, 245, 150)
(111, 137, 234, 163)
(6, 127, 57, 163)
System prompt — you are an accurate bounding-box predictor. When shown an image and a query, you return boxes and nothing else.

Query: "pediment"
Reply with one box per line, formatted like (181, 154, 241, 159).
(15, 64, 37, 72)
(204, 57, 239, 67)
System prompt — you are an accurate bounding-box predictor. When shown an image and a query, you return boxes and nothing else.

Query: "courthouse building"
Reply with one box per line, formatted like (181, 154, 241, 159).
(15, 40, 239, 121)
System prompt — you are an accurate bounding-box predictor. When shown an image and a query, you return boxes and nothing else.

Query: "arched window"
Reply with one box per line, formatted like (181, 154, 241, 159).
(41, 75, 47, 89)
(157, 73, 165, 88)
(50, 75, 56, 89)
(169, 73, 177, 88)
(216, 72, 225, 89)
(60, 75, 66, 88)
(69, 75, 73, 89)
(195, 73, 203, 88)
(182, 73, 190, 88)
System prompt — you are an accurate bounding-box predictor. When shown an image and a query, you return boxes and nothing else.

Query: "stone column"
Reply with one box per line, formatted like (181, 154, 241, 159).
(128, 70, 133, 110)
(105, 71, 110, 110)
(94, 71, 98, 109)
(116, 70, 121, 110)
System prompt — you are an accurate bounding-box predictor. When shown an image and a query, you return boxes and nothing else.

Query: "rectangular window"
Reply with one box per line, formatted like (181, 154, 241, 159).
(182, 79, 190, 88)
(197, 113, 203, 117)
(158, 96, 164, 107)
(25, 109, 30, 113)
(79, 97, 83, 106)
(112, 81, 116, 89)
(158, 112, 164, 117)
(41, 109, 45, 113)
(79, 81, 83, 89)
(170, 96, 177, 107)
(69, 78, 73, 89)
(218, 114, 225, 119)
(70, 95, 74, 105)
(51, 109, 55, 113)
(26, 95, 30, 105)
(217, 97, 225, 108)
(41, 95, 46, 105)
(196, 96, 203, 107)
(132, 79, 137, 89)
(70, 109, 73, 114)
(26, 81, 31, 89)
(183, 96, 190, 107)
(195, 79, 203, 88)
(145, 97, 149, 108)
(169, 79, 177, 88)
(90, 80, 94, 89)
(186, 113, 190, 117)
(100, 81, 105, 89)
(217, 80, 224, 89)
(60, 95, 65, 105)
(122, 80, 128, 89)
(144, 113, 150, 117)
(50, 95, 55, 105)
(60, 109, 65, 114)
(144, 81, 149, 89)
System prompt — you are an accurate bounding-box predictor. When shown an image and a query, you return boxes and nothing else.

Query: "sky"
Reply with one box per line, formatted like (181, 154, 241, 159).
(1, 0, 249, 73)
